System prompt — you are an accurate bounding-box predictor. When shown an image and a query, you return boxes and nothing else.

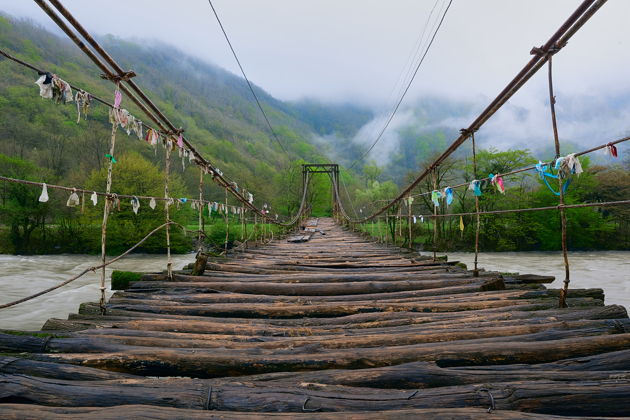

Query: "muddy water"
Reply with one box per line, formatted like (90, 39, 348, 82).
(0, 253, 194, 330)
(446, 251, 630, 309)
(1, 251, 628, 331)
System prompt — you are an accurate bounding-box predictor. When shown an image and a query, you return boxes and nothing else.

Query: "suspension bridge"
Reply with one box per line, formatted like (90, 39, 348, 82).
(1, 0, 630, 417)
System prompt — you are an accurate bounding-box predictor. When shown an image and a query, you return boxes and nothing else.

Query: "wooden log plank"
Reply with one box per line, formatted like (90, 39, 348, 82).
(0, 405, 609, 419)
(1, 374, 629, 416)
(127, 277, 501, 296)
(29, 334, 630, 377)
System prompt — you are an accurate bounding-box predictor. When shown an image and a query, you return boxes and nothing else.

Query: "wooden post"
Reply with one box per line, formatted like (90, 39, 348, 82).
(471, 131, 481, 277)
(547, 54, 571, 308)
(243, 210, 248, 249)
(407, 197, 412, 250)
(197, 168, 204, 251)
(191, 252, 208, 276)
(99, 108, 118, 313)
(224, 188, 229, 253)
(164, 139, 173, 279)
(432, 170, 438, 262)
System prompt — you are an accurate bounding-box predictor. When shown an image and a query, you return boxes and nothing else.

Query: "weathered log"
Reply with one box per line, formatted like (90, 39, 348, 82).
(1, 374, 629, 416)
(127, 277, 502, 296)
(142, 271, 473, 285)
(190, 252, 208, 276)
(0, 356, 134, 380)
(0, 405, 608, 420)
(65, 319, 630, 351)
(42, 304, 628, 336)
(514, 274, 555, 283)
(30, 334, 630, 377)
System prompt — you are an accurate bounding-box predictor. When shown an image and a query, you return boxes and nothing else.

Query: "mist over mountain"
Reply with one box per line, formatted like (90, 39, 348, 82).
(2, 13, 629, 191)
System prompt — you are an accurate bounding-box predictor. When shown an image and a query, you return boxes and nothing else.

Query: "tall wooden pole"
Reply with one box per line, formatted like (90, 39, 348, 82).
(548, 54, 571, 308)
(471, 131, 481, 277)
(99, 106, 118, 313)
(164, 140, 172, 279)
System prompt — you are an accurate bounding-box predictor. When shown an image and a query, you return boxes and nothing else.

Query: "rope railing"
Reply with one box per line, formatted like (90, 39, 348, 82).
(0, 30, 299, 228)
(340, 134, 629, 218)
(0, 220, 180, 310)
(33, 0, 302, 228)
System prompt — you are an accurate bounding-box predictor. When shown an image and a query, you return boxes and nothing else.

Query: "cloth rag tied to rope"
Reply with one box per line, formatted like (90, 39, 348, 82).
(431, 190, 442, 207)
(38, 183, 49, 202)
(468, 180, 482, 196)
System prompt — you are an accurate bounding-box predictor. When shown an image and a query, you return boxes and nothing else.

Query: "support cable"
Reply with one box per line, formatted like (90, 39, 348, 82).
(349, 0, 454, 169)
(206, 0, 288, 154)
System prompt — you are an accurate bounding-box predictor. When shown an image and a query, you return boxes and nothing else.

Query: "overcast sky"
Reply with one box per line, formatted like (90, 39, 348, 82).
(2, 0, 629, 162)
(2, 0, 628, 104)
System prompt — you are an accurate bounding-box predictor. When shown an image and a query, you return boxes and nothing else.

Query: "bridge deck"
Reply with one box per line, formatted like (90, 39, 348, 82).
(1, 218, 629, 418)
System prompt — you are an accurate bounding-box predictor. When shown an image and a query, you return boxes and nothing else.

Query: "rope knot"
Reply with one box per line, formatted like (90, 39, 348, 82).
(530, 44, 562, 57)
(100, 71, 136, 82)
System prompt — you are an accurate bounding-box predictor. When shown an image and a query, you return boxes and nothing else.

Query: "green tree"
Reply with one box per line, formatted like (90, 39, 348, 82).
(0, 154, 51, 253)
(83, 152, 191, 254)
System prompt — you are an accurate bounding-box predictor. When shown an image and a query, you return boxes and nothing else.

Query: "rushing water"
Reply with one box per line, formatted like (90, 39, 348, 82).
(445, 251, 630, 309)
(0, 253, 195, 331)
(0, 251, 628, 331)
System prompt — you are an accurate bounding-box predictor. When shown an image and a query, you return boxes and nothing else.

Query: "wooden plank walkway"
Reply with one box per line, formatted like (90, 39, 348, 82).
(1, 218, 629, 418)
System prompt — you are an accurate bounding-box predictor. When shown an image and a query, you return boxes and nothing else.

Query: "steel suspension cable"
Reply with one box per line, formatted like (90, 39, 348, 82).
(206, 0, 288, 154)
(349, 0, 454, 169)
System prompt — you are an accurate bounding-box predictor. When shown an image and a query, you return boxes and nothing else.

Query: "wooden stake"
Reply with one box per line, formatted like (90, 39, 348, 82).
(432, 170, 438, 262)
(471, 131, 480, 277)
(548, 55, 571, 308)
(197, 168, 203, 250)
(99, 113, 118, 313)
(164, 140, 172, 279)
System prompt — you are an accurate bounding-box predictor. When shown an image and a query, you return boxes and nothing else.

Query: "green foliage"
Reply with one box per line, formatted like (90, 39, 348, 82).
(354, 148, 629, 252)
(0, 154, 51, 253)
(111, 270, 143, 290)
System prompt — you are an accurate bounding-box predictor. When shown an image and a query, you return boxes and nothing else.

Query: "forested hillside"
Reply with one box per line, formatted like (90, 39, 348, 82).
(0, 15, 369, 253)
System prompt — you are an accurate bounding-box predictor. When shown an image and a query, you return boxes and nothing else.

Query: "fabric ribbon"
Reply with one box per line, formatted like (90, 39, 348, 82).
(555, 153, 583, 178)
(459, 215, 464, 232)
(413, 215, 417, 224)
(105, 154, 117, 164)
(605, 143, 618, 158)
(177, 134, 184, 148)
(66, 189, 80, 207)
(431, 190, 442, 207)
(131, 196, 140, 214)
(443, 187, 454, 206)
(489, 174, 505, 194)
(113, 89, 122, 108)
(535, 160, 571, 196)
(90, 191, 98, 206)
(149, 197, 157, 210)
(468, 180, 482, 196)
(38, 183, 49, 203)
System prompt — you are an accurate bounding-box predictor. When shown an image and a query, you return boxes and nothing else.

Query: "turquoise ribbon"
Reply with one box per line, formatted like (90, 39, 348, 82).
(535, 161, 570, 196)
(444, 187, 454, 206)
(105, 154, 117, 163)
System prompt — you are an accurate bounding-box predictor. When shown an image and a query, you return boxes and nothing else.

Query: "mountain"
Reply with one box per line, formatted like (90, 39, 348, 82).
(0, 14, 372, 207)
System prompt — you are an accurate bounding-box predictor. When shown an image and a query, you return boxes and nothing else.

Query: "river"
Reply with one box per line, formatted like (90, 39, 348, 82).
(0, 253, 195, 331)
(0, 251, 628, 331)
